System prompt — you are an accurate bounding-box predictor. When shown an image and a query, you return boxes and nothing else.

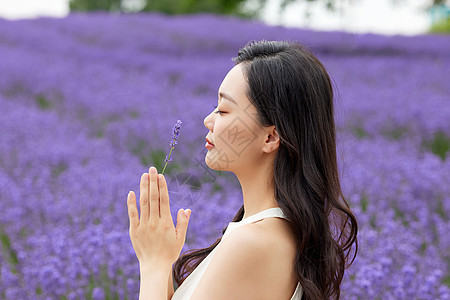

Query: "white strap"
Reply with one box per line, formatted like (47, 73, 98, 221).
(224, 207, 287, 238)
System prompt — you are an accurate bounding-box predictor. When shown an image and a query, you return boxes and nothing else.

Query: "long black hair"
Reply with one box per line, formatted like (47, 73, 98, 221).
(174, 40, 358, 299)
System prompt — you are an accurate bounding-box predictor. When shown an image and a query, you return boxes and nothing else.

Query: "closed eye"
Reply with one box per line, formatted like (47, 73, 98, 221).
(213, 105, 225, 115)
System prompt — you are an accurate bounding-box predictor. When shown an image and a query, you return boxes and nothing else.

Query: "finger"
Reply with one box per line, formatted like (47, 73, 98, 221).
(158, 174, 172, 221)
(139, 173, 150, 223)
(149, 166, 160, 220)
(176, 209, 191, 244)
(127, 191, 139, 231)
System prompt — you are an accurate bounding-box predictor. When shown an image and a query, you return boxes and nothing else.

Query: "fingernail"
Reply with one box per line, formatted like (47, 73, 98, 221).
(185, 209, 191, 218)
(150, 167, 156, 174)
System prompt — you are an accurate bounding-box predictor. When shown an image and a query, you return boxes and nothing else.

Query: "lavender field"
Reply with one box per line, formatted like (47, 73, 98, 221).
(0, 12, 449, 299)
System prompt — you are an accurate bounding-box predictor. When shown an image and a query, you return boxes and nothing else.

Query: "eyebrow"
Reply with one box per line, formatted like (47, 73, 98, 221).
(219, 92, 237, 104)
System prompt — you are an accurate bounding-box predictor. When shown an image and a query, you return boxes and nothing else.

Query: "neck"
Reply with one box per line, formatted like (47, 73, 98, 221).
(235, 158, 279, 219)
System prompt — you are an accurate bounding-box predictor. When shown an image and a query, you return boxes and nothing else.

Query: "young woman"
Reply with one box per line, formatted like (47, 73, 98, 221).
(127, 40, 358, 300)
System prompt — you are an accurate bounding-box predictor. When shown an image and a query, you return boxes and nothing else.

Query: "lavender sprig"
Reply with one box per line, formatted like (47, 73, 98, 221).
(161, 120, 182, 175)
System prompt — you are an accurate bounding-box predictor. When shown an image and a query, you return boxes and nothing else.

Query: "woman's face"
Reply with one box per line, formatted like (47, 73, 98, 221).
(203, 64, 268, 173)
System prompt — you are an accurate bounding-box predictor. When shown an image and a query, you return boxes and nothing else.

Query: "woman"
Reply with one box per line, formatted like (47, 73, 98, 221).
(127, 40, 358, 300)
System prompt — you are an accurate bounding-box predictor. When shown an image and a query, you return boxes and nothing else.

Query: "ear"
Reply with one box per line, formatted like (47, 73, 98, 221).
(262, 126, 279, 154)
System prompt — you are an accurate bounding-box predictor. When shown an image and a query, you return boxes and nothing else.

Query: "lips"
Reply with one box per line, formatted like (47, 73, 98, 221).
(206, 137, 214, 146)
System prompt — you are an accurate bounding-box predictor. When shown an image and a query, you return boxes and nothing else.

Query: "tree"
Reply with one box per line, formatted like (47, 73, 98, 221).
(69, 0, 448, 16)
(69, 0, 252, 16)
(142, 0, 249, 16)
(69, 0, 122, 12)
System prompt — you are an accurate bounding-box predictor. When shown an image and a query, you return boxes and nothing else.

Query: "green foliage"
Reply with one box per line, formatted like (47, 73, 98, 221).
(69, 0, 121, 11)
(351, 125, 369, 139)
(51, 162, 68, 177)
(141, 148, 164, 169)
(444, 275, 450, 287)
(36, 95, 52, 110)
(143, 0, 248, 16)
(436, 197, 447, 219)
(420, 241, 427, 254)
(430, 18, 450, 34)
(279, 0, 335, 11)
(0, 228, 19, 269)
(360, 194, 368, 212)
(382, 126, 409, 140)
(70, 0, 444, 18)
(422, 131, 450, 160)
(69, 0, 254, 16)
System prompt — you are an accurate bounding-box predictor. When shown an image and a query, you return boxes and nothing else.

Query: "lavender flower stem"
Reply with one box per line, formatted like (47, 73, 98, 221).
(161, 120, 182, 175)
(161, 147, 173, 175)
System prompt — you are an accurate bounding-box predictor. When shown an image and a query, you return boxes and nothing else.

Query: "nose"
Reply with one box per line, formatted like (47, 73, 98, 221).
(204, 111, 214, 132)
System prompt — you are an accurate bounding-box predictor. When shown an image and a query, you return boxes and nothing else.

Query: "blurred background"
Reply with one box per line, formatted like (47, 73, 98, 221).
(0, 0, 449, 299)
(0, 0, 449, 34)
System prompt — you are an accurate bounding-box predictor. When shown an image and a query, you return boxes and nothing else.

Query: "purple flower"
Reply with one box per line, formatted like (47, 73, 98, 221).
(92, 287, 105, 300)
(162, 120, 182, 174)
(0, 13, 449, 299)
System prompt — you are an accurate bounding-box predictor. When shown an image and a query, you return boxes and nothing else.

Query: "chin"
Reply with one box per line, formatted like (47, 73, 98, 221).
(204, 154, 223, 171)
(204, 150, 232, 172)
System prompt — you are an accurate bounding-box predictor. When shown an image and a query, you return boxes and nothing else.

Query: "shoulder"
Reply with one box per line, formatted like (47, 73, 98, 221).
(217, 217, 296, 269)
(217, 221, 275, 263)
(190, 218, 297, 300)
(225, 217, 296, 259)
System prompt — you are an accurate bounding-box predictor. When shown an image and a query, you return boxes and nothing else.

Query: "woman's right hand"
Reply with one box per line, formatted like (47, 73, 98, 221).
(127, 166, 191, 269)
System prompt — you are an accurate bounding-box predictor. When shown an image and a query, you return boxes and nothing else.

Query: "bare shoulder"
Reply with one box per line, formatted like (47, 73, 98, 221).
(252, 217, 297, 251)
(190, 218, 298, 300)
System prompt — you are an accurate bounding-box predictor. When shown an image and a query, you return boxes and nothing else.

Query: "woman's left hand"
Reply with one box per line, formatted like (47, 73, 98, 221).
(127, 166, 191, 269)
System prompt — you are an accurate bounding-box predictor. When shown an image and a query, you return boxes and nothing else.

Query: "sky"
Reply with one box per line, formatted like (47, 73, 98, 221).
(0, 0, 438, 35)
(258, 0, 432, 35)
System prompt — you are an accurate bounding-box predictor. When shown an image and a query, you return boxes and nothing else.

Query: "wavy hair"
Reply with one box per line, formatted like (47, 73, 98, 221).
(174, 40, 358, 300)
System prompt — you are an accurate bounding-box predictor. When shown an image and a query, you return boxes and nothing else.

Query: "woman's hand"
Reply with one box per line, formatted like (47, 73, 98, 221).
(127, 166, 191, 269)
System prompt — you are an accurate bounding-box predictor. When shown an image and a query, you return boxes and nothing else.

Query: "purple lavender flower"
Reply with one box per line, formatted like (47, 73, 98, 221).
(0, 13, 449, 299)
(162, 120, 182, 174)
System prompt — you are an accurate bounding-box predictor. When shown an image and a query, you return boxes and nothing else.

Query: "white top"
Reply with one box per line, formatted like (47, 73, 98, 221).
(172, 207, 303, 300)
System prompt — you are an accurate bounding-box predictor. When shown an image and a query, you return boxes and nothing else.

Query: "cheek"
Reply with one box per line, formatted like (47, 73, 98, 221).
(215, 117, 259, 159)
(212, 122, 227, 151)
